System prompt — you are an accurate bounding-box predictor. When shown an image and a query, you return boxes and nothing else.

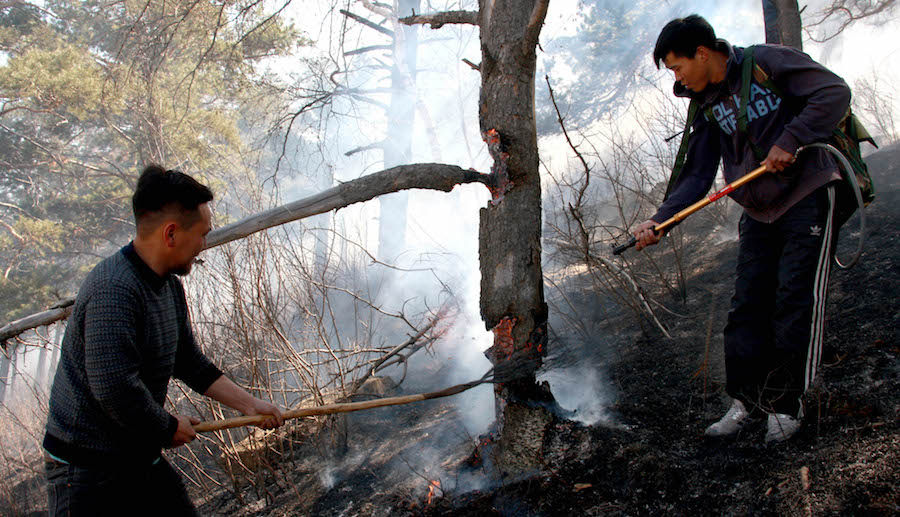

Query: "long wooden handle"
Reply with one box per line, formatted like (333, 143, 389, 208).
(193, 379, 485, 433)
(612, 164, 769, 255)
(655, 164, 769, 233)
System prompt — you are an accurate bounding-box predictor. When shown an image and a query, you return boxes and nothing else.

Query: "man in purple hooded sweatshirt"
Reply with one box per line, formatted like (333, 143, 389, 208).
(635, 15, 850, 443)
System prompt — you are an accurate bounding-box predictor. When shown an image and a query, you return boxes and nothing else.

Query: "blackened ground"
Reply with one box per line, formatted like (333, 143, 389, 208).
(419, 145, 899, 516)
(204, 144, 898, 516)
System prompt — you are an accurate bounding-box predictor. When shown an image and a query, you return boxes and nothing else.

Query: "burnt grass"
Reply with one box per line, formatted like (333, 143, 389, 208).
(422, 145, 900, 516)
(193, 144, 899, 517)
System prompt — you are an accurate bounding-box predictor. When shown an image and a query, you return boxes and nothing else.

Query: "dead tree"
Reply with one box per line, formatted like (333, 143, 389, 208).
(404, 0, 554, 476)
(341, 0, 421, 261)
(0, 343, 15, 405)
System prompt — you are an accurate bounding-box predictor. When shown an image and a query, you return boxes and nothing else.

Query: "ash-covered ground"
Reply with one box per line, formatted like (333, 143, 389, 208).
(191, 144, 899, 517)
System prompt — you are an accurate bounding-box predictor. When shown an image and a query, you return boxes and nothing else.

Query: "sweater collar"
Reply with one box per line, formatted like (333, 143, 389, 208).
(122, 242, 169, 291)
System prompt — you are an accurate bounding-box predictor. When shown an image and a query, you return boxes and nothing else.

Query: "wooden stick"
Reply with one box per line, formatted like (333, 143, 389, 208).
(613, 164, 769, 255)
(193, 378, 487, 433)
(655, 164, 769, 233)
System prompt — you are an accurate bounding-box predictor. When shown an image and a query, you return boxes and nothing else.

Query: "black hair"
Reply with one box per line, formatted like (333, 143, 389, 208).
(132, 165, 213, 232)
(653, 15, 717, 69)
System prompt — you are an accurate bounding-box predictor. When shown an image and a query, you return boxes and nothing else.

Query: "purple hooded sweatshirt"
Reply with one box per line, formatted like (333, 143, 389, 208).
(653, 40, 851, 224)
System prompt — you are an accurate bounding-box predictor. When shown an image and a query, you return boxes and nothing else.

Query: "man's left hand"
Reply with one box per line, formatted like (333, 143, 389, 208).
(763, 145, 796, 173)
(204, 375, 285, 430)
(245, 398, 284, 430)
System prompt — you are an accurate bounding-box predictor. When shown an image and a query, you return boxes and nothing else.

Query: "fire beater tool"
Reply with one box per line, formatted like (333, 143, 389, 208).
(612, 163, 768, 255)
(193, 352, 541, 433)
(193, 373, 493, 433)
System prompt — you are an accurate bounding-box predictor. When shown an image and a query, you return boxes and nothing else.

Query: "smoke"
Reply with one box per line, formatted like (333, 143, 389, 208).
(539, 364, 614, 426)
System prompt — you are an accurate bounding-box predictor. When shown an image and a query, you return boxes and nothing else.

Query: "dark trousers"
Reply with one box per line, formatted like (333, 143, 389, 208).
(723, 184, 836, 417)
(46, 456, 200, 517)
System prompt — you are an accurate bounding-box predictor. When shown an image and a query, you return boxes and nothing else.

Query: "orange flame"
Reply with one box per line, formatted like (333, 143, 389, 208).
(426, 479, 441, 506)
(492, 317, 517, 360)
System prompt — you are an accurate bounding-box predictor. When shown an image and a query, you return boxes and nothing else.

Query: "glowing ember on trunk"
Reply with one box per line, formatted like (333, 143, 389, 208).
(492, 316, 517, 360)
(482, 129, 513, 205)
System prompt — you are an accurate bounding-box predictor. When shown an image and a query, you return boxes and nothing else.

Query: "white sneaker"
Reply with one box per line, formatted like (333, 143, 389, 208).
(705, 399, 755, 436)
(766, 413, 801, 443)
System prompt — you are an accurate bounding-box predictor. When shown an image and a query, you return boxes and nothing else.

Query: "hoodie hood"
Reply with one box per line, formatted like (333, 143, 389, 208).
(672, 39, 742, 107)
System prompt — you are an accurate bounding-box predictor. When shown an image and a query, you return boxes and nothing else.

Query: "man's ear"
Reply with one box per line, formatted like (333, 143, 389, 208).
(163, 222, 177, 248)
(695, 45, 710, 63)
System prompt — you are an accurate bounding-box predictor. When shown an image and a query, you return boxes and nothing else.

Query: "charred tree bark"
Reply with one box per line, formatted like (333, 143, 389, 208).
(477, 0, 553, 476)
(763, 0, 803, 50)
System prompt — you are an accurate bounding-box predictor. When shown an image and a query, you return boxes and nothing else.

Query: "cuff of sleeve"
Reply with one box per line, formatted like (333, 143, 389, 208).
(651, 208, 674, 227)
(164, 414, 179, 447)
(191, 365, 224, 395)
(775, 131, 800, 156)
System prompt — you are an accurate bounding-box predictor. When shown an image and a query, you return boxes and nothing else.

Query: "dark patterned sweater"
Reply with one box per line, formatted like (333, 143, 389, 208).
(43, 243, 222, 468)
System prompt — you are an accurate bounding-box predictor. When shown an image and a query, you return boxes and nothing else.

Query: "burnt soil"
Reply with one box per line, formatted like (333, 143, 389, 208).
(192, 145, 900, 517)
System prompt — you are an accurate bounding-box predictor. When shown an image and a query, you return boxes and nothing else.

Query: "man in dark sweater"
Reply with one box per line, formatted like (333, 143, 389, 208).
(634, 15, 850, 443)
(44, 166, 284, 516)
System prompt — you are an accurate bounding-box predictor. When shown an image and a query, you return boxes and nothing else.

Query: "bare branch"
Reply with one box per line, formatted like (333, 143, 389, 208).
(399, 10, 479, 29)
(1, 305, 73, 349)
(360, 0, 393, 19)
(340, 9, 395, 37)
(206, 163, 489, 249)
(523, 0, 550, 53)
(344, 142, 385, 157)
(546, 75, 590, 207)
(349, 316, 441, 393)
(805, 0, 898, 41)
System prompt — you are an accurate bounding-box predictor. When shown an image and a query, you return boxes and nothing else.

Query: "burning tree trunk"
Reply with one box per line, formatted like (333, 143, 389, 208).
(402, 0, 554, 476)
(476, 0, 553, 475)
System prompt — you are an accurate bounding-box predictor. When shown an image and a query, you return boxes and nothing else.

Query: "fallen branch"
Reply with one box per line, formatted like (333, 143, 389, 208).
(800, 466, 812, 517)
(0, 304, 73, 350)
(194, 374, 490, 433)
(1, 164, 490, 342)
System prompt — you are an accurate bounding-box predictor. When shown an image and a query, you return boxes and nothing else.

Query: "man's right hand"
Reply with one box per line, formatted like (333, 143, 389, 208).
(171, 414, 200, 448)
(634, 220, 662, 251)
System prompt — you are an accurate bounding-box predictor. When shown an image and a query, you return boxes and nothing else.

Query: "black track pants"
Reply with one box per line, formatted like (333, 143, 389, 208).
(723, 184, 836, 417)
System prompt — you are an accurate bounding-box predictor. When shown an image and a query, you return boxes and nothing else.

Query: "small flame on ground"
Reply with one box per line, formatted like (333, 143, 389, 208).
(425, 479, 441, 506)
